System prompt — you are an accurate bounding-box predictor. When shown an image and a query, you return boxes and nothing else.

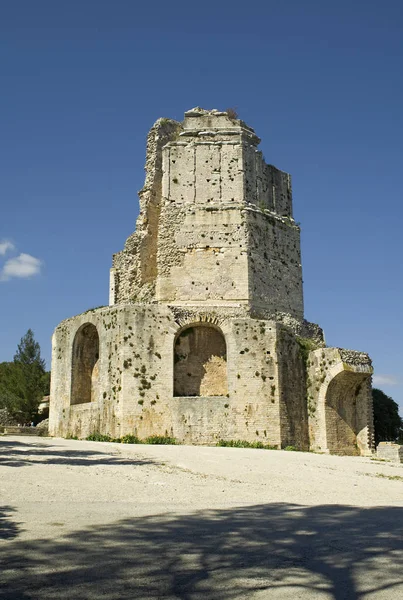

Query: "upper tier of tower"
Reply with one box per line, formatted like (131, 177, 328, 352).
(110, 108, 303, 319)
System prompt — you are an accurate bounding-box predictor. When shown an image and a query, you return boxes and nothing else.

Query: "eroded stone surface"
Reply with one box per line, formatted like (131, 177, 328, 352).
(50, 108, 374, 455)
(377, 442, 403, 463)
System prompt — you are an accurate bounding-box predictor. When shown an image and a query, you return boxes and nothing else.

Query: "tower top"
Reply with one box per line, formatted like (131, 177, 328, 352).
(180, 107, 260, 143)
(110, 108, 303, 321)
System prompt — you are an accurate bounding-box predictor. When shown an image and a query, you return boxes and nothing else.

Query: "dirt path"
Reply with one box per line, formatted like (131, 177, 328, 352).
(1, 436, 402, 599)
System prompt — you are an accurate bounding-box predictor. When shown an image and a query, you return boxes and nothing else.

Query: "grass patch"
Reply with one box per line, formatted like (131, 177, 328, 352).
(217, 439, 278, 450)
(144, 435, 176, 445)
(375, 473, 403, 482)
(86, 433, 115, 442)
(120, 434, 140, 444)
(85, 432, 176, 445)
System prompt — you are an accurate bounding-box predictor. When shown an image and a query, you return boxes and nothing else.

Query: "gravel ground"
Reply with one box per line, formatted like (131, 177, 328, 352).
(1, 435, 403, 599)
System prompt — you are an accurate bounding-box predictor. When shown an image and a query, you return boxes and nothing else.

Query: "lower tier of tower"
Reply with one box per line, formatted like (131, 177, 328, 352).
(49, 303, 374, 456)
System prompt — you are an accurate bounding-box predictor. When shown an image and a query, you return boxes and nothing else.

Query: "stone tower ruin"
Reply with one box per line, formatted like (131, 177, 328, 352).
(49, 108, 374, 455)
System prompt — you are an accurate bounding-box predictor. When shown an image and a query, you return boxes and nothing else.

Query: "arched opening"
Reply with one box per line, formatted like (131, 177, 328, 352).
(325, 371, 369, 455)
(174, 325, 227, 397)
(71, 323, 100, 405)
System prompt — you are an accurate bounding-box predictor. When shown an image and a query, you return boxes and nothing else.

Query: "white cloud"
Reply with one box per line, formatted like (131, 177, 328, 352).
(1, 253, 42, 281)
(373, 374, 399, 386)
(0, 240, 15, 255)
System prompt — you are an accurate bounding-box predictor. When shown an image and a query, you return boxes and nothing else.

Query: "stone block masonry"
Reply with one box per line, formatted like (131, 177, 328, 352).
(377, 442, 403, 463)
(50, 108, 374, 455)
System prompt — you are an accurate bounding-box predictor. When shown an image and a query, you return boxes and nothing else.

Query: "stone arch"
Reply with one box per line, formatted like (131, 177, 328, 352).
(173, 324, 227, 397)
(308, 347, 373, 456)
(311, 353, 372, 455)
(70, 323, 100, 405)
(324, 370, 369, 455)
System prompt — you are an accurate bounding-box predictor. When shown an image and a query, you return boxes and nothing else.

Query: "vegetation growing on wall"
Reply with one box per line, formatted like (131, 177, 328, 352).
(85, 433, 176, 445)
(295, 337, 320, 364)
(217, 439, 278, 449)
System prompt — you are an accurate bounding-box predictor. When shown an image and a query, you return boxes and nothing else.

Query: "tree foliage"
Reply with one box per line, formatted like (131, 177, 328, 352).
(372, 388, 403, 446)
(0, 329, 49, 423)
(14, 329, 46, 369)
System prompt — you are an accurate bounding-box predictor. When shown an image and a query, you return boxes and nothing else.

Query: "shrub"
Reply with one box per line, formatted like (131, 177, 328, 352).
(217, 440, 277, 450)
(86, 432, 113, 442)
(145, 435, 176, 445)
(226, 107, 238, 120)
(120, 434, 140, 444)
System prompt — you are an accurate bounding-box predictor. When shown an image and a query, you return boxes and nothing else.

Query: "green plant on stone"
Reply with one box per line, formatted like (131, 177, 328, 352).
(145, 435, 176, 445)
(375, 473, 403, 482)
(295, 337, 319, 364)
(225, 107, 238, 120)
(217, 439, 278, 450)
(86, 432, 113, 442)
(120, 434, 140, 444)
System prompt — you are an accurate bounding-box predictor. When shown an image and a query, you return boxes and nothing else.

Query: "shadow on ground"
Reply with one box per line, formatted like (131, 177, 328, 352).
(0, 506, 22, 541)
(0, 439, 158, 467)
(1, 503, 402, 599)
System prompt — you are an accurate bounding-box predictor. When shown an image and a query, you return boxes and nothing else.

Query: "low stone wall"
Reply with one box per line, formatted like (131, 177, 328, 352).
(377, 442, 403, 463)
(2, 426, 47, 436)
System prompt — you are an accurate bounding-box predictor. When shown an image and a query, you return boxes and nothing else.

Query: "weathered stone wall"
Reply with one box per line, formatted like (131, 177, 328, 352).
(377, 442, 403, 463)
(156, 202, 249, 303)
(156, 116, 251, 304)
(246, 207, 303, 318)
(111, 118, 182, 304)
(276, 327, 309, 450)
(50, 305, 290, 446)
(111, 108, 303, 314)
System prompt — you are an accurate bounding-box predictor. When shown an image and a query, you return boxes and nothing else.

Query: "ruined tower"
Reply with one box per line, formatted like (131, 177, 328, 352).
(50, 108, 374, 455)
(110, 108, 302, 318)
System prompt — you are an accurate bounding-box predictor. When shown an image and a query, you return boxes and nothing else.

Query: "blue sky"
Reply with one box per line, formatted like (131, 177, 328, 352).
(1, 1, 402, 409)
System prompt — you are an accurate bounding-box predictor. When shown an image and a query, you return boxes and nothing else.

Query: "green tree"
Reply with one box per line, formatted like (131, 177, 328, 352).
(0, 362, 24, 418)
(14, 329, 46, 369)
(0, 330, 49, 422)
(372, 388, 403, 446)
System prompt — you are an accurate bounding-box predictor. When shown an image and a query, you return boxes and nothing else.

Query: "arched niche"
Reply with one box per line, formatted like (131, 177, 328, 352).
(70, 323, 100, 405)
(174, 324, 227, 397)
(325, 371, 369, 455)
